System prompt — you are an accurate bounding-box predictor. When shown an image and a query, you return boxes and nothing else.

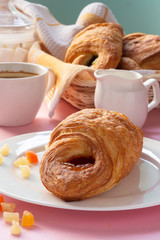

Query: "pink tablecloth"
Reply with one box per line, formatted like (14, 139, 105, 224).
(0, 100, 160, 240)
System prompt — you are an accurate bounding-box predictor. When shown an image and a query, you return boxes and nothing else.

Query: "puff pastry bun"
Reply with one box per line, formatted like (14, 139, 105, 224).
(121, 33, 160, 70)
(40, 109, 143, 201)
(65, 22, 123, 69)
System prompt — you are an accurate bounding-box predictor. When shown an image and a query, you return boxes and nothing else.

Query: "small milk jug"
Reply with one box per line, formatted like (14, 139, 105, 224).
(94, 69, 160, 127)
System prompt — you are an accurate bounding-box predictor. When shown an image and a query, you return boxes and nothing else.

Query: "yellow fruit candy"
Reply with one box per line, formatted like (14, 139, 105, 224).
(22, 210, 34, 227)
(14, 156, 30, 167)
(19, 165, 30, 178)
(0, 153, 3, 165)
(10, 220, 21, 235)
(3, 212, 19, 223)
(0, 144, 10, 156)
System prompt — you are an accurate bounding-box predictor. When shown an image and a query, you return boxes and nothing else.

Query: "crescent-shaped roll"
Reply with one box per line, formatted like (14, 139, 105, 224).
(121, 33, 160, 70)
(65, 22, 124, 69)
(40, 109, 143, 201)
(118, 57, 141, 70)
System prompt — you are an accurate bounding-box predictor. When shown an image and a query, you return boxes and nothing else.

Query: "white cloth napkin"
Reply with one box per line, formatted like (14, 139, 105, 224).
(12, 0, 118, 60)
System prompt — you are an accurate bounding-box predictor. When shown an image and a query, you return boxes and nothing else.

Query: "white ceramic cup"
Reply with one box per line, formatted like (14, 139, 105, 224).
(0, 62, 55, 126)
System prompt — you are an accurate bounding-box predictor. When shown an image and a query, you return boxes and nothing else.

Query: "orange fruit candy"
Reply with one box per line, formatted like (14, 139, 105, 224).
(25, 151, 39, 164)
(0, 195, 5, 211)
(22, 210, 34, 227)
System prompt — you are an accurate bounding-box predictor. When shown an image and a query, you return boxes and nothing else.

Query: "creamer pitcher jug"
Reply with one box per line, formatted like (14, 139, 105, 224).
(94, 69, 160, 127)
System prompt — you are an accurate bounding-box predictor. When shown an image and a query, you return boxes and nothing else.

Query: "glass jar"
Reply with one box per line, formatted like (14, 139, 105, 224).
(0, 0, 37, 62)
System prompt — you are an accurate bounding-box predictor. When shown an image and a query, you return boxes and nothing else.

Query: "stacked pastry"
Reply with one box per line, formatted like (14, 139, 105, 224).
(119, 33, 160, 70)
(40, 109, 143, 201)
(63, 22, 124, 109)
(65, 24, 160, 71)
(64, 23, 160, 109)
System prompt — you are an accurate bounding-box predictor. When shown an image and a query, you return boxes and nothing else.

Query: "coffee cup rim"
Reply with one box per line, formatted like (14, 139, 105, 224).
(0, 62, 48, 79)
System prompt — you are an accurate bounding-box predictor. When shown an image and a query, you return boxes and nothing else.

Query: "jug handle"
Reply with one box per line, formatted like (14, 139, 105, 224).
(143, 78, 160, 112)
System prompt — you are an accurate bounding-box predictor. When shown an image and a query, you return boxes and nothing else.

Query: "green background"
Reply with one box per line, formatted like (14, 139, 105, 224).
(28, 0, 160, 35)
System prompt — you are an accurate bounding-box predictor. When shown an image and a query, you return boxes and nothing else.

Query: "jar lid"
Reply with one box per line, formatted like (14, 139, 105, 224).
(0, 0, 34, 27)
(0, 0, 36, 44)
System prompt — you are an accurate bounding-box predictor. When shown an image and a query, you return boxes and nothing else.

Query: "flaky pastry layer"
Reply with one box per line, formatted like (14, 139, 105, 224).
(65, 22, 123, 69)
(122, 33, 160, 70)
(40, 109, 143, 201)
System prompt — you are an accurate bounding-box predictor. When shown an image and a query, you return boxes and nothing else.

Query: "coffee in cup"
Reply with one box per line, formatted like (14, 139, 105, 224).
(0, 62, 55, 126)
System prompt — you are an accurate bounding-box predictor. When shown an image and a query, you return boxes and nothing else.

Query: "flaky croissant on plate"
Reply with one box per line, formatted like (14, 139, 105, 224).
(40, 109, 143, 201)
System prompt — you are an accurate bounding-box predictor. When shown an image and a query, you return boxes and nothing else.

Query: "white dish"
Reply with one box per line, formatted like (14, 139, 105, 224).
(0, 131, 160, 211)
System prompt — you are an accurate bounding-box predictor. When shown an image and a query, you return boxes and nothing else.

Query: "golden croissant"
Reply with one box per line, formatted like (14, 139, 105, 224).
(40, 109, 143, 201)
(121, 32, 160, 70)
(65, 22, 123, 69)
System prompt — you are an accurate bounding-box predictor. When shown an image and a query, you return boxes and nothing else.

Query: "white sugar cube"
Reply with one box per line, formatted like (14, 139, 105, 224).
(12, 47, 28, 62)
(22, 41, 33, 50)
(0, 48, 13, 62)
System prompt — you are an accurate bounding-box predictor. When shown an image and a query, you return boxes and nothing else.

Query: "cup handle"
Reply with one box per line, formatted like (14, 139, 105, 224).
(143, 78, 160, 112)
(46, 68, 55, 94)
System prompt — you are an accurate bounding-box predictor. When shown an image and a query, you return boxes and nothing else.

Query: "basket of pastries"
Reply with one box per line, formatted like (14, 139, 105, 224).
(64, 26, 160, 109)
(13, 0, 160, 115)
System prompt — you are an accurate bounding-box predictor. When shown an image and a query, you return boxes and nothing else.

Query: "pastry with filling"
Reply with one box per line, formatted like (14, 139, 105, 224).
(65, 22, 124, 69)
(40, 108, 143, 201)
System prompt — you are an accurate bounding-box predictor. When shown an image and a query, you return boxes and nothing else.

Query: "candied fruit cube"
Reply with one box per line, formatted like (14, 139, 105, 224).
(10, 220, 21, 235)
(14, 156, 30, 167)
(25, 150, 39, 164)
(19, 165, 30, 178)
(3, 212, 19, 223)
(1, 202, 16, 212)
(0, 144, 10, 156)
(0, 195, 5, 211)
(22, 210, 34, 227)
(0, 153, 3, 165)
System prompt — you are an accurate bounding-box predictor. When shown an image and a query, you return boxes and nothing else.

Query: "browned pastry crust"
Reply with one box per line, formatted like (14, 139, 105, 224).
(40, 109, 143, 201)
(118, 57, 141, 70)
(122, 33, 160, 70)
(65, 22, 124, 69)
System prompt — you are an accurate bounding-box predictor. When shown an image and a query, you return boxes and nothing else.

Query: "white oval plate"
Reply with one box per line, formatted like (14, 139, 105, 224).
(0, 131, 160, 211)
